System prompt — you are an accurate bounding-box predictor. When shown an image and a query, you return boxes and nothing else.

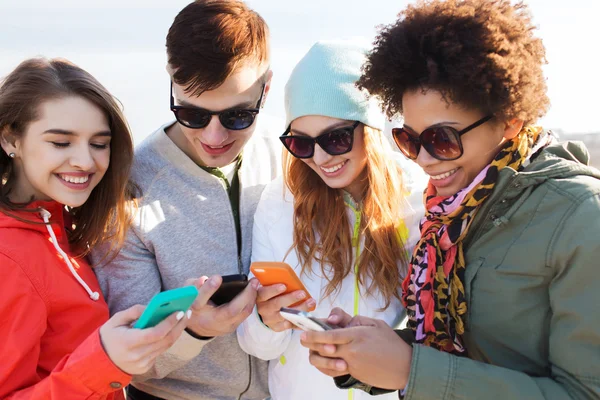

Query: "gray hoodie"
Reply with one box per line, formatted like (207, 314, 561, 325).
(92, 121, 281, 400)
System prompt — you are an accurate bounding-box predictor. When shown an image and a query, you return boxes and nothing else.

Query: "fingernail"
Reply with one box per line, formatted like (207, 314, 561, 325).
(252, 279, 260, 289)
(336, 360, 346, 371)
(186, 310, 192, 319)
(307, 299, 316, 307)
(278, 284, 286, 292)
(328, 315, 338, 322)
(300, 332, 307, 341)
(176, 311, 185, 321)
(296, 291, 306, 300)
(209, 277, 219, 287)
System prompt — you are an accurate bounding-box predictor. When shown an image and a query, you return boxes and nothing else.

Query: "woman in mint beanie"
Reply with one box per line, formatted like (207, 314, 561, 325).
(236, 39, 427, 400)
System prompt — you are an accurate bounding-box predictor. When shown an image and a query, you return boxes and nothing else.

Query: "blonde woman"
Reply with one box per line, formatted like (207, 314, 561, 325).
(237, 40, 426, 400)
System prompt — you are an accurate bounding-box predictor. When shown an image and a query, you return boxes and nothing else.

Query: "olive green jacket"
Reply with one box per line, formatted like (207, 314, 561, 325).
(347, 141, 600, 399)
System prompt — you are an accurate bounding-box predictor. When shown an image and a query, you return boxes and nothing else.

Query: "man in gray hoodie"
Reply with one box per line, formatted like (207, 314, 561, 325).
(92, 1, 279, 399)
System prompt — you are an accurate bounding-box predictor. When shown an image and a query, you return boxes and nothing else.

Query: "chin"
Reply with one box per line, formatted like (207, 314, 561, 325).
(434, 183, 465, 198)
(198, 150, 239, 168)
(56, 193, 92, 208)
(321, 176, 352, 190)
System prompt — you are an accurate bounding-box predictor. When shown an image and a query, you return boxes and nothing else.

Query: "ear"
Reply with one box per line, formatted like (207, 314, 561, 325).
(166, 63, 175, 77)
(0, 128, 19, 157)
(260, 69, 274, 109)
(503, 118, 524, 140)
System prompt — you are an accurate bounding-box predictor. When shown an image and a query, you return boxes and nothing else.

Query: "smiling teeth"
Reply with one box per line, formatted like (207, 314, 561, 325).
(59, 174, 89, 184)
(321, 161, 346, 173)
(430, 169, 458, 180)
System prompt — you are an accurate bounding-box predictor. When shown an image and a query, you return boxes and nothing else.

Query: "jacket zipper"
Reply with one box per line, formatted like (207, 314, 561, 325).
(349, 204, 362, 400)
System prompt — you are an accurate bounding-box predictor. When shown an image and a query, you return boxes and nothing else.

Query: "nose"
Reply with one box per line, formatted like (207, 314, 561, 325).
(312, 144, 333, 166)
(201, 116, 229, 146)
(69, 147, 95, 170)
(415, 146, 439, 170)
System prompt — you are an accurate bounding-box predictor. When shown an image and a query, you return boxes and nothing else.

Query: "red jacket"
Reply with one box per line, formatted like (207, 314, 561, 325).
(0, 201, 131, 399)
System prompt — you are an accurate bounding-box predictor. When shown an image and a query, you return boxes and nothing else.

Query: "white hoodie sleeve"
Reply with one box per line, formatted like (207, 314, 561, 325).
(237, 179, 293, 361)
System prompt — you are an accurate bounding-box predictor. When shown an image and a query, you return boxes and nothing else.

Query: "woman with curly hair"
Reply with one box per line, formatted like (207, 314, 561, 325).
(237, 40, 426, 399)
(300, 1, 600, 398)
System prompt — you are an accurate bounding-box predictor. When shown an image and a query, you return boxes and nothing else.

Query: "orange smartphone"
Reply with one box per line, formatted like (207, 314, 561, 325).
(250, 261, 316, 311)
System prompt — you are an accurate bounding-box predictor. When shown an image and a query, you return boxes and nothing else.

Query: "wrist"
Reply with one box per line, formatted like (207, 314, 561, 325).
(186, 320, 215, 339)
(256, 308, 272, 330)
(397, 346, 413, 390)
(185, 327, 214, 341)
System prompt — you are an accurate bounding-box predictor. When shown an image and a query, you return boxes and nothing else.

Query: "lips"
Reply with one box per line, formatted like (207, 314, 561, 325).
(56, 173, 93, 190)
(318, 160, 349, 178)
(320, 160, 347, 173)
(58, 174, 90, 184)
(429, 168, 458, 180)
(201, 141, 234, 155)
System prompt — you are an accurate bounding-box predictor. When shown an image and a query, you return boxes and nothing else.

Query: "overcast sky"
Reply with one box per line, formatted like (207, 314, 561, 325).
(1, 0, 598, 143)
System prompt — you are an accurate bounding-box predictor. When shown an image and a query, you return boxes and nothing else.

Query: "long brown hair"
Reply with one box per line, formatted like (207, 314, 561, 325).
(284, 125, 410, 308)
(0, 58, 136, 258)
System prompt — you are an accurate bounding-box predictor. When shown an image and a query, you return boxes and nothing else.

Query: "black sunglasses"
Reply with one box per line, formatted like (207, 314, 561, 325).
(392, 115, 494, 161)
(279, 121, 361, 159)
(170, 81, 265, 130)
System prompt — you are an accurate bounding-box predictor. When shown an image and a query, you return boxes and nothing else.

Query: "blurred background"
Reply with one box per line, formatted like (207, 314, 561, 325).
(1, 0, 598, 166)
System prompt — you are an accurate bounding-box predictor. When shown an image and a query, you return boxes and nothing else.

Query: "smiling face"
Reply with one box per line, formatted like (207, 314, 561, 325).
(3, 96, 111, 207)
(290, 115, 367, 200)
(168, 65, 272, 168)
(402, 89, 511, 197)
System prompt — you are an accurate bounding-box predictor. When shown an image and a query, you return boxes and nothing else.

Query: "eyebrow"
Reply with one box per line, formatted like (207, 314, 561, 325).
(177, 99, 255, 111)
(43, 129, 112, 137)
(291, 121, 353, 137)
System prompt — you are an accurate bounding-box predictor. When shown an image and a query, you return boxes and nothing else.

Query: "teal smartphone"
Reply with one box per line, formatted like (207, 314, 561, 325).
(133, 286, 199, 329)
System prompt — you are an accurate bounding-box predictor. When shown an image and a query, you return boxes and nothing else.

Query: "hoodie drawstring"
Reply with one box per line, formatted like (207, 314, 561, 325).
(40, 209, 100, 301)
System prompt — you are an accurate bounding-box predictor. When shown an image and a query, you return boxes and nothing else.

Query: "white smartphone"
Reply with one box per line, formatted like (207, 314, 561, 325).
(279, 307, 335, 332)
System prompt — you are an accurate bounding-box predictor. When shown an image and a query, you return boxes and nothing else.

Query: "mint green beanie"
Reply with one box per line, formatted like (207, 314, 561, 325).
(284, 39, 385, 131)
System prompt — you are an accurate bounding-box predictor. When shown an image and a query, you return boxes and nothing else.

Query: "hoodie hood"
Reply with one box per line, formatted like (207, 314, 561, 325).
(461, 137, 600, 246)
(0, 200, 67, 240)
(0, 200, 100, 301)
(519, 139, 600, 185)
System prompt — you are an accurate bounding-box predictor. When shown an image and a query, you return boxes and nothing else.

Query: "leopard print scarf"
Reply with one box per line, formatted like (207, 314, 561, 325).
(401, 126, 544, 354)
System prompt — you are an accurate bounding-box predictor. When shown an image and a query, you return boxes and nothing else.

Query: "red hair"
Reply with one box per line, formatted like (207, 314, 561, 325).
(284, 125, 410, 308)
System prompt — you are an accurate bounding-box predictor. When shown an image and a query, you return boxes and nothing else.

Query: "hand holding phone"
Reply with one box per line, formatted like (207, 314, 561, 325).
(184, 274, 259, 338)
(250, 261, 317, 332)
(101, 303, 188, 375)
(279, 307, 335, 332)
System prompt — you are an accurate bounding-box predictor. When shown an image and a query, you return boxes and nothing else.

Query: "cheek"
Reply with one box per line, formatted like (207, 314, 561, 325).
(181, 127, 201, 142)
(23, 148, 64, 175)
(301, 158, 323, 176)
(461, 136, 499, 169)
(96, 151, 111, 174)
(301, 158, 316, 170)
(233, 129, 254, 144)
(348, 144, 367, 173)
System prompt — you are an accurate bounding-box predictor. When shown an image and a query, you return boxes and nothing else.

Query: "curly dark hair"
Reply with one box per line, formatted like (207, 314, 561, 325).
(357, 0, 549, 125)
